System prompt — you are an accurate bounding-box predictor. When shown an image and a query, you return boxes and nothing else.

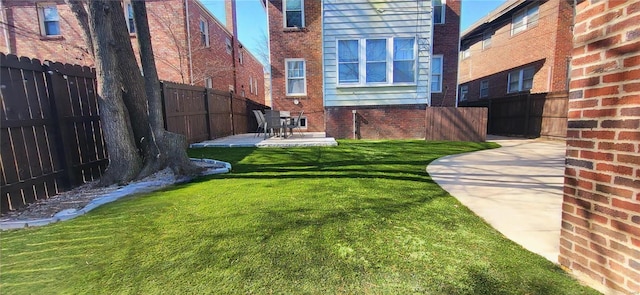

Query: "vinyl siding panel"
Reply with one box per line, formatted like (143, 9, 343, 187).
(323, 0, 432, 107)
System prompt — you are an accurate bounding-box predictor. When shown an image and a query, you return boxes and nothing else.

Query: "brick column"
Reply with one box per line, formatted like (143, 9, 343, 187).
(559, 0, 640, 294)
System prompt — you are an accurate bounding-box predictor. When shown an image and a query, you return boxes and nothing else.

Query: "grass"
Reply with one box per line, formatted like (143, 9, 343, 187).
(0, 140, 598, 294)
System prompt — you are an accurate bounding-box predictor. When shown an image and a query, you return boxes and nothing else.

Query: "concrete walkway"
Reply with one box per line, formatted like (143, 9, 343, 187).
(427, 136, 567, 263)
(190, 132, 337, 148)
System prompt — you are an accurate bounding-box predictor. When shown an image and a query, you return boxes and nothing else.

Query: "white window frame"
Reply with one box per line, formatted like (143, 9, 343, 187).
(204, 77, 213, 89)
(239, 50, 244, 64)
(336, 37, 416, 87)
(283, 0, 304, 28)
(507, 67, 534, 93)
(431, 55, 443, 93)
(124, 2, 135, 34)
(480, 80, 489, 98)
(482, 31, 492, 49)
(249, 76, 254, 94)
(461, 46, 470, 59)
(37, 3, 60, 37)
(285, 58, 307, 96)
(199, 18, 209, 47)
(459, 85, 468, 101)
(511, 3, 539, 36)
(433, 0, 446, 24)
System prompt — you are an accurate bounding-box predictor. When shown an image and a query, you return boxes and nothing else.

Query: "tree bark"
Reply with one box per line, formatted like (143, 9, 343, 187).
(132, 0, 201, 177)
(88, 0, 141, 185)
(65, 0, 93, 56)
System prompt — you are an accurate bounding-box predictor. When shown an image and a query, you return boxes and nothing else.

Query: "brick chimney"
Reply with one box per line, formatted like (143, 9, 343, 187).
(225, 0, 238, 38)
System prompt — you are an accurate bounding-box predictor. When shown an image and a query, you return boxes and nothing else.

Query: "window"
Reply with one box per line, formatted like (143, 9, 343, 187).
(480, 80, 489, 98)
(431, 55, 443, 92)
(508, 67, 535, 93)
(459, 85, 468, 101)
(200, 19, 209, 47)
(393, 38, 415, 83)
(125, 2, 135, 34)
(38, 3, 60, 36)
(254, 78, 259, 94)
(284, 0, 304, 28)
(205, 77, 213, 89)
(337, 37, 415, 85)
(461, 46, 470, 59)
(239, 50, 244, 64)
(285, 59, 306, 96)
(482, 31, 492, 49)
(366, 39, 387, 83)
(338, 40, 359, 83)
(226, 38, 232, 54)
(433, 0, 445, 24)
(511, 3, 539, 35)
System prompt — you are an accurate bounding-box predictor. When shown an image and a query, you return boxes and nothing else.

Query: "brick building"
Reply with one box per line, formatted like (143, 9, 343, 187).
(458, 0, 573, 103)
(267, 0, 460, 138)
(559, 0, 640, 294)
(0, 0, 265, 103)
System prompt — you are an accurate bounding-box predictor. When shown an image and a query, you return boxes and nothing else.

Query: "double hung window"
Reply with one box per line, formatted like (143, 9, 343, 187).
(511, 4, 539, 35)
(286, 59, 306, 96)
(508, 67, 535, 93)
(284, 0, 304, 28)
(38, 4, 60, 36)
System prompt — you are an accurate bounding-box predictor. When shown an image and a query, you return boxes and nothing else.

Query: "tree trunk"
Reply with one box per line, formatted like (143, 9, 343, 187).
(132, 0, 201, 178)
(88, 0, 141, 184)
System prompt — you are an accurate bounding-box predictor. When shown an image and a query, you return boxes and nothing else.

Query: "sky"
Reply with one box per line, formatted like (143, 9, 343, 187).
(204, 0, 508, 66)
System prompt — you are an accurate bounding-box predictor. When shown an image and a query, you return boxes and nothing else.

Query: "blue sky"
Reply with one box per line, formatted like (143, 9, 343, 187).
(205, 0, 507, 66)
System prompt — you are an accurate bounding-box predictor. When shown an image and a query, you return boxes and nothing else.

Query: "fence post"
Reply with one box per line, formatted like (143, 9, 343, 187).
(204, 88, 212, 139)
(524, 92, 531, 137)
(43, 62, 77, 188)
(160, 81, 169, 130)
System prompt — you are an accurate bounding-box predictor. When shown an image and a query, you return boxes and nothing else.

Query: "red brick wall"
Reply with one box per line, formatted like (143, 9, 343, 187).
(1, 0, 264, 104)
(268, 0, 324, 132)
(459, 0, 573, 102)
(560, 1, 640, 294)
(432, 0, 460, 107)
(326, 105, 427, 139)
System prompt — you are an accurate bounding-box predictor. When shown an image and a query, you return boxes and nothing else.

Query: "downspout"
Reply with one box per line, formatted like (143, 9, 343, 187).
(428, 0, 434, 106)
(321, 0, 326, 131)
(185, 0, 194, 85)
(266, 1, 273, 108)
(454, 0, 461, 108)
(1, 1, 11, 53)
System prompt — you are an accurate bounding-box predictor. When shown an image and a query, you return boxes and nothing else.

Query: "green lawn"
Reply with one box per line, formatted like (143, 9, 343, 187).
(1, 140, 597, 294)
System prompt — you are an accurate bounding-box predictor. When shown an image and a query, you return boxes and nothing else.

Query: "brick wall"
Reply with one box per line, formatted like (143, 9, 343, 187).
(459, 0, 573, 103)
(559, 1, 640, 294)
(1, 0, 264, 104)
(326, 105, 427, 139)
(268, 0, 324, 132)
(432, 0, 460, 107)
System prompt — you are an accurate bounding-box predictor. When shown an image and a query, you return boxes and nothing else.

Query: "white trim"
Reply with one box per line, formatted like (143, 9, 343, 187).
(285, 58, 307, 96)
(507, 67, 534, 93)
(459, 85, 468, 101)
(482, 31, 492, 50)
(283, 0, 304, 28)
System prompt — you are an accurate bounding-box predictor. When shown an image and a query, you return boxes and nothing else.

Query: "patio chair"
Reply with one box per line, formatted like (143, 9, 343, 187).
(252, 110, 267, 138)
(285, 111, 304, 137)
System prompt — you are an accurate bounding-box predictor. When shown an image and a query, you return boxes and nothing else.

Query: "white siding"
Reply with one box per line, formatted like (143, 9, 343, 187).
(323, 0, 432, 107)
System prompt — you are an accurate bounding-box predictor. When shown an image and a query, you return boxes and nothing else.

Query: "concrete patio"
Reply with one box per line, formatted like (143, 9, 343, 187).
(190, 132, 338, 148)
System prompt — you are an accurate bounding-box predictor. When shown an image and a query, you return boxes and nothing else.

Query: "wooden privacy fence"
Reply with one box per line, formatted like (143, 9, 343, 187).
(1, 54, 268, 214)
(460, 92, 568, 138)
(161, 81, 269, 144)
(425, 107, 488, 141)
(0, 53, 107, 213)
